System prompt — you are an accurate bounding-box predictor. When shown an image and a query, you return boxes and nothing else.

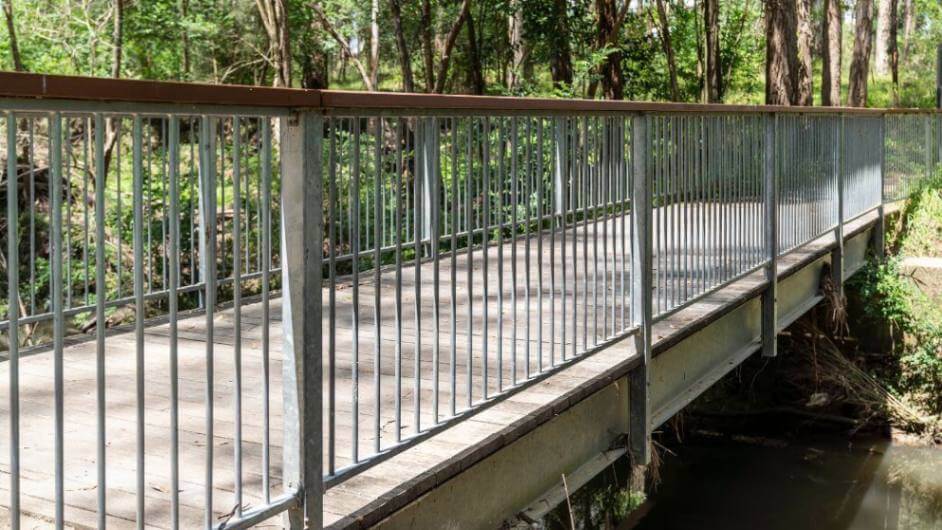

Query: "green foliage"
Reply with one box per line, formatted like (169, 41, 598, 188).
(1, 0, 940, 108)
(895, 173, 942, 257)
(849, 175, 942, 415)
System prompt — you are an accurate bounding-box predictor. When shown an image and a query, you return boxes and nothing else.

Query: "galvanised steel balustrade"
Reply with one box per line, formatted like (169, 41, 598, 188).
(0, 73, 938, 529)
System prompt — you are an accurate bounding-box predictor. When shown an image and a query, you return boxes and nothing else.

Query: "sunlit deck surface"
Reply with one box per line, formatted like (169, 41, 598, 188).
(0, 205, 874, 529)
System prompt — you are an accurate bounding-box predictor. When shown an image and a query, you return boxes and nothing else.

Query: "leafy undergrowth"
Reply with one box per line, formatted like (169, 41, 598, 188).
(842, 174, 942, 435)
(889, 173, 942, 258)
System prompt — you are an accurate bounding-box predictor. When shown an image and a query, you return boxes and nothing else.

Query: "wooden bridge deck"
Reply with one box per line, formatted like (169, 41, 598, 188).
(0, 202, 866, 529)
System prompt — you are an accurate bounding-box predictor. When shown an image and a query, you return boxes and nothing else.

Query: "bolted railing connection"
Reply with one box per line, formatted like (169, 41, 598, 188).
(0, 72, 939, 529)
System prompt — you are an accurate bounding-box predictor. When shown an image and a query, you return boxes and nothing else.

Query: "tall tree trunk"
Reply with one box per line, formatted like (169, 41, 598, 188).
(821, 0, 842, 105)
(654, 0, 680, 101)
(849, 0, 874, 107)
(888, 0, 899, 105)
(112, 0, 123, 78)
(595, 0, 625, 100)
(795, 0, 813, 105)
(548, 0, 573, 89)
(466, 7, 485, 94)
(765, 0, 799, 105)
(875, 0, 896, 76)
(506, 3, 526, 91)
(389, 0, 415, 92)
(370, 0, 380, 88)
(181, 0, 191, 79)
(257, 0, 292, 87)
(421, 0, 436, 91)
(2, 0, 24, 71)
(901, 0, 913, 63)
(703, 0, 722, 102)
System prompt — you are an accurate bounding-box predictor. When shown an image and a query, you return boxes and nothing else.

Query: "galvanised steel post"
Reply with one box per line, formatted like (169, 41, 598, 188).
(762, 113, 779, 358)
(874, 115, 887, 260)
(198, 115, 218, 530)
(196, 118, 209, 309)
(832, 115, 845, 298)
(629, 113, 652, 466)
(554, 117, 567, 217)
(7, 112, 21, 530)
(281, 111, 325, 530)
(419, 117, 435, 244)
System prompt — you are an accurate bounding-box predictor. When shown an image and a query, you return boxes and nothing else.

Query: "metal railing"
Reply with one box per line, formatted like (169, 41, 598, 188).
(0, 72, 939, 529)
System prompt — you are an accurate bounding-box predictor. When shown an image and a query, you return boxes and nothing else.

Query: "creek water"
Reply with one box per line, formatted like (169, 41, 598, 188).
(537, 423, 942, 529)
(633, 431, 942, 530)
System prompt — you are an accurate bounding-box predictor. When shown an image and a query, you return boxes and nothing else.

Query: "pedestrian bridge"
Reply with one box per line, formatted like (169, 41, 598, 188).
(0, 73, 933, 529)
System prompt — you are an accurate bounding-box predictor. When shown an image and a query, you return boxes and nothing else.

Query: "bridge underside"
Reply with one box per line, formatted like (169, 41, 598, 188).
(0, 206, 881, 529)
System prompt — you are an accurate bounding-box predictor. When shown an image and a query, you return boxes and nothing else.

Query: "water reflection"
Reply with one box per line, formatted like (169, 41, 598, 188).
(635, 434, 941, 530)
(535, 432, 941, 529)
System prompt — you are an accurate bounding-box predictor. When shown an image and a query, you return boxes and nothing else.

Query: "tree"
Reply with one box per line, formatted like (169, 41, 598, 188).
(2, 0, 25, 71)
(180, 0, 190, 79)
(465, 6, 485, 94)
(875, 0, 897, 76)
(703, 0, 722, 102)
(389, 0, 415, 92)
(369, 0, 380, 88)
(257, 0, 292, 87)
(765, 0, 799, 105)
(849, 0, 874, 107)
(653, 0, 680, 101)
(901, 0, 914, 63)
(888, 0, 899, 105)
(102, 0, 124, 178)
(821, 0, 841, 106)
(420, 0, 435, 90)
(312, 1, 375, 90)
(548, 0, 573, 89)
(506, 2, 528, 91)
(591, 0, 629, 100)
(432, 0, 471, 93)
(795, 0, 813, 105)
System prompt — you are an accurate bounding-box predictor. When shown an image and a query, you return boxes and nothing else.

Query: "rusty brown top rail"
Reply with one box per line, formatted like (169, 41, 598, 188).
(0, 71, 320, 108)
(0, 71, 936, 114)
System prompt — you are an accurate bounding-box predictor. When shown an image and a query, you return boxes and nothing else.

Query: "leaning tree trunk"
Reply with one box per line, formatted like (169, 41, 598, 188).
(2, 0, 24, 71)
(102, 0, 124, 179)
(795, 0, 813, 105)
(703, 0, 722, 102)
(849, 0, 874, 107)
(765, 0, 799, 105)
(821, 0, 842, 106)
(432, 0, 471, 93)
